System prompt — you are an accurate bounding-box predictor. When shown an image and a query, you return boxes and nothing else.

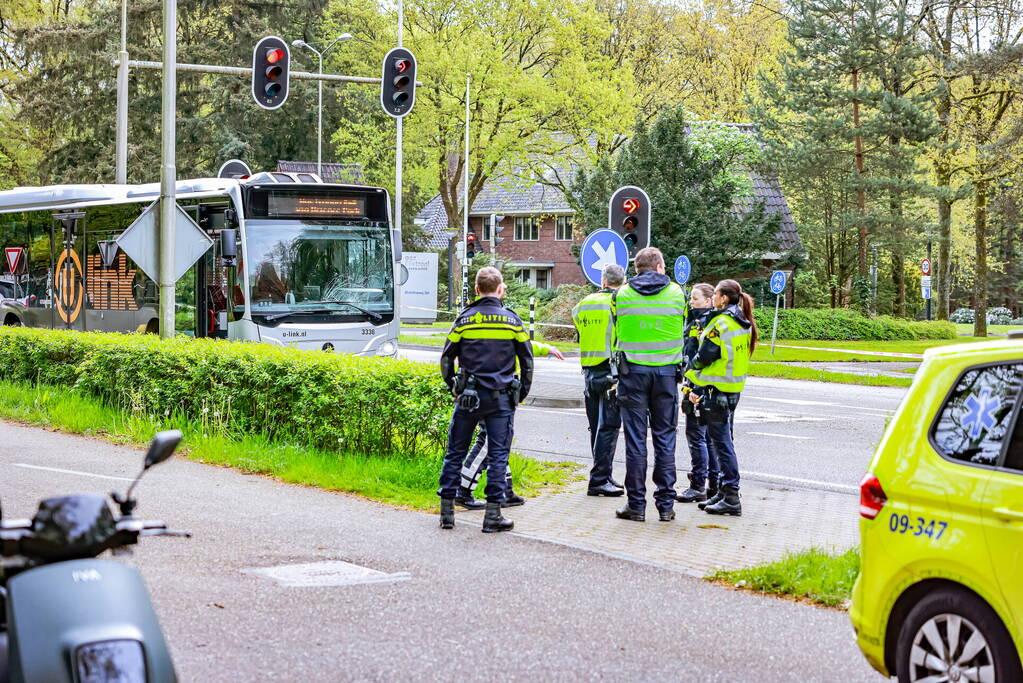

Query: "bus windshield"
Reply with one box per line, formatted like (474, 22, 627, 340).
(243, 220, 393, 319)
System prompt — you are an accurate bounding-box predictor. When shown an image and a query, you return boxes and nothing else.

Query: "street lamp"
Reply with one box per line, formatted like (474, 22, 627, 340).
(292, 33, 353, 177)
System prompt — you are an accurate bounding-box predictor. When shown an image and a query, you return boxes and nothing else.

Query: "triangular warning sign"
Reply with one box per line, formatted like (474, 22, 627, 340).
(5, 247, 24, 273)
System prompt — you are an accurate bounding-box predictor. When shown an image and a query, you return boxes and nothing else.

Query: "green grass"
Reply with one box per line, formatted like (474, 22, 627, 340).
(708, 547, 860, 608)
(750, 362, 913, 387)
(954, 323, 1023, 336)
(0, 380, 576, 509)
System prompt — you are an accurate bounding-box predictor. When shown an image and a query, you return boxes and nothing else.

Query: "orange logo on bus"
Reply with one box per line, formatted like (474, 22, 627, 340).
(55, 248, 83, 323)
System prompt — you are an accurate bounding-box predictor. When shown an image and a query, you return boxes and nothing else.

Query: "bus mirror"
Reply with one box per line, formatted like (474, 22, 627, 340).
(220, 229, 237, 266)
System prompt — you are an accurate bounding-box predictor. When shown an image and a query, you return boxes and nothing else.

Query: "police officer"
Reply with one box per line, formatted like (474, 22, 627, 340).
(455, 337, 563, 510)
(438, 267, 533, 533)
(686, 278, 756, 516)
(677, 283, 718, 503)
(611, 247, 688, 522)
(572, 263, 626, 497)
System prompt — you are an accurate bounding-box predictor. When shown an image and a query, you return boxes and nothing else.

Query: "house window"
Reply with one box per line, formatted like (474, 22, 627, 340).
(514, 216, 539, 241)
(555, 215, 573, 241)
(515, 267, 553, 289)
(482, 216, 493, 242)
(535, 268, 550, 289)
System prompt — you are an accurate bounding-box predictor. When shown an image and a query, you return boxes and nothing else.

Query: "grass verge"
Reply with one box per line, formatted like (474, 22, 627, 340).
(750, 362, 913, 388)
(0, 380, 576, 510)
(954, 323, 1023, 336)
(707, 547, 860, 609)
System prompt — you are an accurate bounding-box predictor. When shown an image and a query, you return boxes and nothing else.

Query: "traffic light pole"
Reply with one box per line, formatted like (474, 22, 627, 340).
(115, 0, 129, 184)
(158, 0, 177, 339)
(395, 0, 404, 250)
(461, 73, 470, 307)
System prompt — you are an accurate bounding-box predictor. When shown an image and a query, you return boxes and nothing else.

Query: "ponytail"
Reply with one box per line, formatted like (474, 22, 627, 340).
(715, 279, 758, 354)
(741, 292, 758, 353)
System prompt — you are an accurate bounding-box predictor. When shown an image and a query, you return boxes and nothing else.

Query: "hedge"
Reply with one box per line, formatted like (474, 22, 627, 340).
(752, 307, 957, 341)
(0, 327, 452, 457)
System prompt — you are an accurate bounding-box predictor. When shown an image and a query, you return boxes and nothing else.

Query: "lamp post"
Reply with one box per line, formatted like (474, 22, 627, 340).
(292, 33, 353, 176)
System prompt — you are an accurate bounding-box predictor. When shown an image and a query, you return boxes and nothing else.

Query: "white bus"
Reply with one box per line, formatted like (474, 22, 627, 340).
(0, 172, 401, 355)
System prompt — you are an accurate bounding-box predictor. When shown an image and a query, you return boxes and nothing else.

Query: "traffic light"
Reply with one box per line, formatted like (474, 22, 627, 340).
(380, 47, 417, 117)
(492, 214, 506, 245)
(252, 36, 290, 110)
(466, 233, 476, 260)
(608, 185, 651, 258)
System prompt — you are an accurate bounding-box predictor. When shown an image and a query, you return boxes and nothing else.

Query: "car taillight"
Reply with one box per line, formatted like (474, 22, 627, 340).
(859, 473, 887, 519)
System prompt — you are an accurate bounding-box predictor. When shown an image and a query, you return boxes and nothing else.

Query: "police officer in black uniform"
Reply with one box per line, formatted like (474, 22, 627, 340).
(438, 267, 534, 533)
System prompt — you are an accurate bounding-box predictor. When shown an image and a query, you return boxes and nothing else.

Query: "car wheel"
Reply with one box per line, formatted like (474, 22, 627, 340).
(896, 588, 1022, 683)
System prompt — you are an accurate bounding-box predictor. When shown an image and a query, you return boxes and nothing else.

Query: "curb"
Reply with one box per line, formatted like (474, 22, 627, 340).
(524, 395, 584, 409)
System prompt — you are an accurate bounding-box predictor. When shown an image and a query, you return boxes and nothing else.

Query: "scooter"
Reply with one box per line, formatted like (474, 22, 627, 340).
(0, 430, 191, 683)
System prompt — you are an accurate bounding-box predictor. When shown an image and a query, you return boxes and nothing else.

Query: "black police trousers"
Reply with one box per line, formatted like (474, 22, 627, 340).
(459, 424, 513, 491)
(439, 391, 515, 503)
(617, 362, 678, 512)
(583, 366, 620, 487)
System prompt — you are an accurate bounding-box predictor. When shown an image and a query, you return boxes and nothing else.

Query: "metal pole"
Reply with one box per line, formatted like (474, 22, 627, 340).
(115, 0, 129, 183)
(771, 294, 780, 355)
(395, 0, 403, 239)
(447, 239, 454, 310)
(317, 52, 323, 176)
(529, 296, 536, 341)
(158, 0, 177, 339)
(461, 73, 470, 307)
(119, 59, 392, 84)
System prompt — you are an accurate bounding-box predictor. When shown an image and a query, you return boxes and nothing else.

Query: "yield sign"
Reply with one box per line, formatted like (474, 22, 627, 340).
(5, 247, 24, 274)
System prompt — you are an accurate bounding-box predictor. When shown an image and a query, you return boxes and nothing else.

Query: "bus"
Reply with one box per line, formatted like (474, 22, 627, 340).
(0, 172, 401, 355)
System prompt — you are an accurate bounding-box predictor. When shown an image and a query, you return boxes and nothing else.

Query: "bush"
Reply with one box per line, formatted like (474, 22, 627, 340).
(1012, 318, 1023, 326)
(987, 307, 1013, 325)
(535, 284, 591, 341)
(0, 327, 451, 457)
(752, 307, 957, 341)
(950, 307, 975, 324)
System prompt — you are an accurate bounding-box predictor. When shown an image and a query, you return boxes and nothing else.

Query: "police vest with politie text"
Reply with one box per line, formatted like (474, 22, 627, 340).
(612, 273, 688, 366)
(572, 290, 615, 367)
(685, 304, 753, 393)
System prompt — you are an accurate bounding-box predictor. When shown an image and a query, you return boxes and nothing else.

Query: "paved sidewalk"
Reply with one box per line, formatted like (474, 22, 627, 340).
(462, 473, 860, 577)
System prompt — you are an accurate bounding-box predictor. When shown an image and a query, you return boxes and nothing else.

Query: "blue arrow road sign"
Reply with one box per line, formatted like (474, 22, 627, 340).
(674, 255, 692, 285)
(770, 270, 788, 295)
(580, 229, 628, 287)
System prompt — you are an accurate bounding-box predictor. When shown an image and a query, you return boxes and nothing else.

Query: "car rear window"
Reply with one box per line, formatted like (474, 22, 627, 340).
(932, 362, 1023, 467)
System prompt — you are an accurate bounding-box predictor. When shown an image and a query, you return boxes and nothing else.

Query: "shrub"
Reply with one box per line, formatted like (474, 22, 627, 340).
(950, 307, 975, 324)
(535, 284, 591, 341)
(0, 328, 451, 457)
(751, 308, 957, 341)
(987, 307, 1013, 325)
(1012, 318, 1023, 326)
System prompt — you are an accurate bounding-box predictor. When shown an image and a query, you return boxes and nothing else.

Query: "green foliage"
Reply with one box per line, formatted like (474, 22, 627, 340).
(708, 547, 860, 608)
(754, 307, 956, 341)
(0, 327, 451, 456)
(570, 107, 782, 281)
(535, 284, 591, 341)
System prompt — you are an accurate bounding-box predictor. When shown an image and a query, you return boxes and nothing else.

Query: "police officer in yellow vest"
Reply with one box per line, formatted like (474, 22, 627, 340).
(686, 279, 757, 516)
(611, 247, 688, 522)
(571, 263, 626, 498)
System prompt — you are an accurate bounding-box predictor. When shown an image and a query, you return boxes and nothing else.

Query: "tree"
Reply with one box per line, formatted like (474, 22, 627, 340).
(570, 107, 782, 281)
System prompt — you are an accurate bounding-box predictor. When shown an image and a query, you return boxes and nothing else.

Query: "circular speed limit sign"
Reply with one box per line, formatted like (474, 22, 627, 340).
(921, 258, 931, 275)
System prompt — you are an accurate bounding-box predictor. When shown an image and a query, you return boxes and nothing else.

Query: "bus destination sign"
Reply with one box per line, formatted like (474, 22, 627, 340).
(265, 192, 366, 219)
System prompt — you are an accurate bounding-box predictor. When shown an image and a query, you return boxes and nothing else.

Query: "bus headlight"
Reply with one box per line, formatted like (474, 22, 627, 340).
(378, 341, 396, 356)
(76, 639, 147, 683)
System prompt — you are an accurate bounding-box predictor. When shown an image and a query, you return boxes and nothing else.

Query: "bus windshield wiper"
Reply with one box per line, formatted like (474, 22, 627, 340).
(303, 300, 383, 321)
(260, 301, 382, 322)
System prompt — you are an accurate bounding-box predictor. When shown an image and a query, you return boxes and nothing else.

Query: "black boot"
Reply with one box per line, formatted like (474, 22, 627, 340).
(454, 486, 486, 510)
(503, 478, 525, 506)
(676, 474, 706, 504)
(698, 483, 721, 510)
(482, 502, 514, 533)
(439, 499, 455, 529)
(704, 486, 741, 516)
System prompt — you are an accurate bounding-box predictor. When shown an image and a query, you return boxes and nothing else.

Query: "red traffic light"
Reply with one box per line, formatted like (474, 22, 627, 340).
(266, 48, 285, 64)
(622, 197, 640, 214)
(394, 58, 410, 73)
(467, 234, 476, 242)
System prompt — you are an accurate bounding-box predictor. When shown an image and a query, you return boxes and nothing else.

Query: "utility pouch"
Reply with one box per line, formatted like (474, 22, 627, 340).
(509, 376, 522, 405)
(701, 387, 730, 424)
(614, 351, 630, 377)
(675, 363, 685, 383)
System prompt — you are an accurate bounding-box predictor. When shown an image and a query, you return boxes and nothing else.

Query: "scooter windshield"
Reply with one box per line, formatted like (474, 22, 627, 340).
(31, 494, 117, 550)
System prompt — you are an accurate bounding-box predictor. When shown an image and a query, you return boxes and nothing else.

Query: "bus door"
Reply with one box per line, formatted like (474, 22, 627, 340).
(193, 203, 231, 339)
(51, 211, 86, 331)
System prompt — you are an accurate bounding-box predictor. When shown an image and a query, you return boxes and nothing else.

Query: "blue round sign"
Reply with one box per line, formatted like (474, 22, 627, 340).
(673, 255, 692, 285)
(770, 270, 788, 295)
(580, 229, 629, 287)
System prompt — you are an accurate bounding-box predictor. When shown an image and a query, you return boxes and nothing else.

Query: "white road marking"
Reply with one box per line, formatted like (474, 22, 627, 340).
(739, 470, 858, 494)
(12, 463, 135, 482)
(748, 432, 814, 440)
(743, 396, 896, 414)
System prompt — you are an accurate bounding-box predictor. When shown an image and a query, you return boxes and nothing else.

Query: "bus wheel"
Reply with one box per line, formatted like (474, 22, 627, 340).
(145, 319, 159, 334)
(3, 314, 22, 326)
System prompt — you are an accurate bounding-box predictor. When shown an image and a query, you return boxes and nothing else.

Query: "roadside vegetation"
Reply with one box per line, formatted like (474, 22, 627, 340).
(708, 547, 860, 609)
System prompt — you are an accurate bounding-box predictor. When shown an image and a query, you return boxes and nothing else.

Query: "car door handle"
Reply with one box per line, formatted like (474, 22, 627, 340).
(992, 507, 1023, 521)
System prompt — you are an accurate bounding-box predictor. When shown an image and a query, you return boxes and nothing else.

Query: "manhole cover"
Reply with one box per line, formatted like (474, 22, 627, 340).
(244, 560, 411, 587)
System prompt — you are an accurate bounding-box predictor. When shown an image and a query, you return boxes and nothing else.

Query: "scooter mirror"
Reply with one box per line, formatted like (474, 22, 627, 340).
(144, 430, 183, 469)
